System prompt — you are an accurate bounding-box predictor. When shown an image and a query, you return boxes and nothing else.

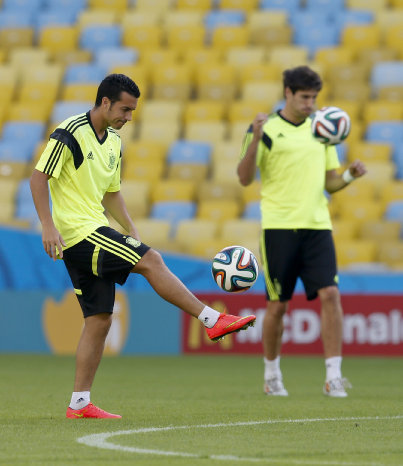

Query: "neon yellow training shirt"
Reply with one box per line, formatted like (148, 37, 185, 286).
(35, 112, 122, 249)
(240, 111, 340, 230)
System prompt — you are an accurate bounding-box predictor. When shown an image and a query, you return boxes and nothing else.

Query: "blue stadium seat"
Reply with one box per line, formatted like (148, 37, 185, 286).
(393, 146, 403, 180)
(43, 0, 87, 12)
(366, 122, 403, 154)
(36, 10, 78, 29)
(2, 0, 45, 12)
(334, 9, 374, 33)
(289, 11, 332, 29)
(371, 62, 403, 91)
(385, 201, 403, 227)
(167, 141, 212, 165)
(0, 11, 34, 28)
(0, 141, 35, 163)
(150, 201, 197, 233)
(94, 47, 138, 70)
(293, 23, 339, 57)
(15, 179, 40, 226)
(80, 25, 122, 53)
(243, 201, 261, 220)
(336, 143, 347, 164)
(51, 102, 92, 124)
(305, 0, 344, 13)
(64, 63, 107, 84)
(204, 10, 245, 29)
(260, 0, 301, 11)
(0, 122, 45, 162)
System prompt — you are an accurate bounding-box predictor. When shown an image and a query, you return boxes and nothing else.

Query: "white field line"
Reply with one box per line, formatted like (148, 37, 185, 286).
(77, 415, 403, 465)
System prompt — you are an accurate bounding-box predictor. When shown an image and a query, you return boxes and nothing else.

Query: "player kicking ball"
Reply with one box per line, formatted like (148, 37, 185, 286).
(30, 74, 256, 419)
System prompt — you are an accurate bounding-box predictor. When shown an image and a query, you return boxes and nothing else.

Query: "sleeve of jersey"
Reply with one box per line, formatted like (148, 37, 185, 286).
(325, 145, 341, 171)
(239, 125, 269, 166)
(35, 136, 71, 179)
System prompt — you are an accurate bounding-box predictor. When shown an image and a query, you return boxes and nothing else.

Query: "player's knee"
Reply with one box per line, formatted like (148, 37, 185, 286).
(132, 248, 164, 275)
(267, 301, 287, 319)
(318, 286, 340, 304)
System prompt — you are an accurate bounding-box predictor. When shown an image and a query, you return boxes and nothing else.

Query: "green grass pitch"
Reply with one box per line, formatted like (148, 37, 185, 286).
(0, 354, 402, 465)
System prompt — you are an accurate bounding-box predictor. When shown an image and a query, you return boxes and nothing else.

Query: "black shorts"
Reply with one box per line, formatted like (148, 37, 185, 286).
(63, 226, 150, 317)
(260, 229, 338, 302)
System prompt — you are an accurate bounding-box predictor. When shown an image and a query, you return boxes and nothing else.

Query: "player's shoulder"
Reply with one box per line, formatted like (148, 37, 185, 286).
(263, 111, 282, 127)
(57, 112, 89, 134)
(107, 127, 121, 141)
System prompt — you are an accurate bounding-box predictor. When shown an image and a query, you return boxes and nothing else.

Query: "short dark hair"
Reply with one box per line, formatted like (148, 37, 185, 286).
(95, 74, 140, 106)
(282, 66, 322, 94)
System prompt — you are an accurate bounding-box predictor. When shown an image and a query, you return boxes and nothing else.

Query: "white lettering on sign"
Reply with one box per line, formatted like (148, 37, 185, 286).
(237, 308, 403, 345)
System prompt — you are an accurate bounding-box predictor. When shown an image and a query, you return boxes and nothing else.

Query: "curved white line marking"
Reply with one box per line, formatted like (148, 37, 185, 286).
(77, 415, 403, 465)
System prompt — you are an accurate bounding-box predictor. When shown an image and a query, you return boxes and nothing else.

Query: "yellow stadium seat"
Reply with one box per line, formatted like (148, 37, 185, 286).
(331, 82, 371, 104)
(151, 180, 196, 203)
(23, 64, 64, 85)
(211, 26, 248, 51)
(89, 0, 129, 11)
(176, 0, 212, 10)
(197, 199, 240, 222)
(135, 0, 174, 11)
(174, 219, 218, 254)
(78, 10, 119, 29)
(325, 100, 362, 122)
(341, 25, 381, 53)
(211, 140, 244, 166)
(228, 100, 266, 124)
(52, 50, 92, 67)
(163, 11, 204, 30)
(196, 64, 237, 101)
(182, 48, 223, 70)
(38, 26, 78, 55)
(241, 81, 283, 104)
(337, 200, 384, 226)
(336, 240, 378, 267)
(122, 11, 161, 28)
(376, 9, 403, 31)
(347, 0, 388, 10)
(363, 101, 403, 124)
(0, 66, 17, 103)
(0, 27, 33, 49)
(390, 0, 403, 6)
(219, 219, 261, 245)
(184, 100, 226, 123)
(238, 63, 282, 84)
(184, 121, 227, 143)
(9, 48, 49, 70)
(248, 9, 288, 28)
(269, 46, 308, 68)
(187, 237, 229, 259)
(166, 25, 205, 51)
(123, 25, 162, 49)
(140, 100, 183, 123)
(347, 142, 392, 163)
(228, 121, 254, 145)
(385, 24, 403, 52)
(362, 162, 396, 188)
(141, 49, 181, 69)
(221, 0, 258, 9)
(150, 64, 192, 100)
(225, 46, 266, 69)
(379, 181, 403, 207)
(196, 180, 241, 202)
(62, 84, 98, 102)
(18, 81, 58, 104)
(7, 102, 51, 122)
(134, 219, 172, 251)
(122, 158, 165, 182)
(377, 241, 403, 267)
(377, 86, 403, 101)
(240, 180, 261, 204)
(138, 120, 181, 147)
(326, 63, 368, 86)
(167, 163, 209, 182)
(211, 160, 239, 185)
(330, 180, 376, 207)
(357, 48, 398, 71)
(331, 219, 359, 242)
(249, 24, 292, 47)
(110, 64, 149, 96)
(0, 161, 29, 181)
(0, 178, 19, 216)
(360, 220, 401, 242)
(0, 49, 6, 64)
(123, 140, 166, 162)
(315, 47, 354, 67)
(119, 180, 151, 219)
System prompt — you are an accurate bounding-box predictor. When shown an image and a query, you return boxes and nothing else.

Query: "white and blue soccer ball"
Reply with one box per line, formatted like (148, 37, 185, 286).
(212, 245, 259, 293)
(311, 106, 351, 145)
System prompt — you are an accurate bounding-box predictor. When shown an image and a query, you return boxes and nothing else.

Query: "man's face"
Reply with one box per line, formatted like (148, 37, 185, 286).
(285, 87, 318, 120)
(102, 91, 138, 129)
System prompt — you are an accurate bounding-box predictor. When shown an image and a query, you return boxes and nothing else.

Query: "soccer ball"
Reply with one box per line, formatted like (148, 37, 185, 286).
(311, 106, 351, 145)
(212, 245, 259, 293)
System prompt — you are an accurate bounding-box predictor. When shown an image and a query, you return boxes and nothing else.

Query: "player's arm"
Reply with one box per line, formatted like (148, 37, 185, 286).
(102, 190, 141, 241)
(325, 160, 367, 193)
(30, 169, 66, 260)
(237, 112, 268, 186)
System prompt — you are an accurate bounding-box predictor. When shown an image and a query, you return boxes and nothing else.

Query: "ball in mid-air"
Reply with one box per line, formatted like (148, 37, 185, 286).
(311, 106, 351, 145)
(212, 245, 259, 293)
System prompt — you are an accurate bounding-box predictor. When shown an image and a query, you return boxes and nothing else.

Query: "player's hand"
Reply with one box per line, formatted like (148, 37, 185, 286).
(348, 160, 367, 179)
(252, 113, 268, 140)
(42, 224, 66, 260)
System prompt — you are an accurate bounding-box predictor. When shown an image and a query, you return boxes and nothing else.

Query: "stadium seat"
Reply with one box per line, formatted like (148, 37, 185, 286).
(138, 121, 181, 147)
(184, 121, 227, 144)
(26, 64, 64, 85)
(51, 102, 92, 125)
(119, 180, 150, 219)
(196, 64, 236, 102)
(220, 0, 259, 10)
(150, 201, 197, 234)
(366, 122, 403, 153)
(268, 45, 309, 68)
(0, 11, 33, 29)
(238, 63, 282, 84)
(378, 86, 403, 102)
(0, 27, 34, 49)
(347, 142, 392, 163)
(240, 180, 261, 204)
(123, 25, 162, 50)
(250, 23, 292, 47)
(9, 48, 49, 71)
(80, 25, 122, 53)
(197, 199, 240, 222)
(184, 101, 226, 123)
(241, 81, 282, 106)
(78, 9, 119, 29)
(295, 23, 338, 58)
(151, 180, 196, 203)
(205, 10, 246, 29)
(326, 63, 368, 87)
(0, 161, 28, 181)
(260, 0, 301, 10)
(141, 49, 181, 69)
(219, 219, 261, 245)
(211, 26, 249, 51)
(341, 24, 381, 53)
(163, 11, 204, 30)
(94, 47, 138, 69)
(371, 62, 403, 92)
(167, 141, 211, 165)
(174, 219, 218, 254)
(334, 9, 374, 31)
(89, 0, 129, 11)
(225, 46, 266, 70)
(331, 219, 359, 243)
(338, 200, 384, 226)
(150, 64, 192, 100)
(379, 181, 403, 207)
(228, 100, 269, 124)
(393, 147, 403, 179)
(133, 218, 172, 251)
(346, 0, 388, 10)
(14, 178, 39, 226)
(187, 237, 229, 259)
(1, 121, 45, 149)
(64, 64, 107, 84)
(196, 180, 241, 203)
(166, 25, 206, 51)
(384, 25, 403, 56)
(36, 11, 78, 30)
(38, 26, 78, 55)
(360, 220, 401, 242)
(42, 0, 86, 12)
(61, 84, 98, 102)
(336, 240, 378, 268)
(358, 48, 398, 72)
(377, 241, 403, 268)
(140, 101, 183, 124)
(122, 159, 165, 183)
(305, 0, 344, 12)
(363, 101, 403, 124)
(123, 140, 166, 162)
(7, 103, 51, 122)
(331, 82, 371, 104)
(135, 0, 175, 11)
(182, 48, 223, 72)
(385, 201, 403, 226)
(242, 200, 260, 220)
(122, 11, 161, 29)
(167, 164, 209, 182)
(315, 47, 354, 67)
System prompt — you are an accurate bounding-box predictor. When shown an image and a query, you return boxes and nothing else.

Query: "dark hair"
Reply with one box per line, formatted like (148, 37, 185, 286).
(95, 74, 140, 106)
(282, 66, 322, 94)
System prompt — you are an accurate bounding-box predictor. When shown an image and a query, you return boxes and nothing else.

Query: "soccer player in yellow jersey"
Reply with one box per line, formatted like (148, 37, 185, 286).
(238, 66, 366, 397)
(30, 74, 255, 419)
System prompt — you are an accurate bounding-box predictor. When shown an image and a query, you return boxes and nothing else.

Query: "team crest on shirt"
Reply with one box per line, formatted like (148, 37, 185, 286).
(108, 153, 116, 169)
(125, 236, 141, 248)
